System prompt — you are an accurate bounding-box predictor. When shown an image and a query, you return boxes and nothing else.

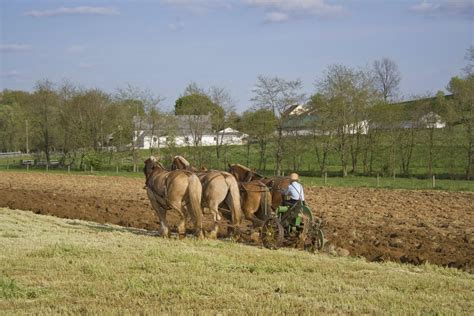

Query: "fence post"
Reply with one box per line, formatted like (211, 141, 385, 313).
(68, 165, 70, 173)
(27, 164, 29, 171)
(91, 166, 93, 174)
(324, 172, 327, 185)
(377, 173, 380, 187)
(116, 166, 119, 174)
(432, 175, 436, 188)
(6, 162, 9, 170)
(46, 164, 49, 172)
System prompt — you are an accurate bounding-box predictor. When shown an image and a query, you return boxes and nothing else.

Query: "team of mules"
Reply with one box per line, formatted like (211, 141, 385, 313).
(143, 155, 289, 239)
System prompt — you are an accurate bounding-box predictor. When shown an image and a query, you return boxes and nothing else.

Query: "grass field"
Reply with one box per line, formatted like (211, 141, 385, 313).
(1, 208, 473, 314)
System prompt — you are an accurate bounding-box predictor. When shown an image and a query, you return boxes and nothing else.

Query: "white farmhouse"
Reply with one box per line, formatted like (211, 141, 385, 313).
(134, 115, 247, 149)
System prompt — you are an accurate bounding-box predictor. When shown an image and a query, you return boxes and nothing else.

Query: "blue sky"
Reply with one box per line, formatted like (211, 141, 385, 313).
(1, 0, 473, 112)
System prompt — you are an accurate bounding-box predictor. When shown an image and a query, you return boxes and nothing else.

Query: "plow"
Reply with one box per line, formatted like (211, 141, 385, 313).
(260, 201, 325, 252)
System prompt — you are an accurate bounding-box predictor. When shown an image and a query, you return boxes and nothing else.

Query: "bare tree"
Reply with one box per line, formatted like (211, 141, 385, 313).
(251, 75, 305, 175)
(373, 57, 401, 102)
(209, 86, 235, 168)
(115, 85, 163, 171)
(182, 82, 207, 96)
(463, 46, 474, 77)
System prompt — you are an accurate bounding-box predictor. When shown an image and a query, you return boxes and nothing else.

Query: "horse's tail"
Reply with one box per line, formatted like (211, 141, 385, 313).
(224, 174, 243, 226)
(188, 174, 203, 234)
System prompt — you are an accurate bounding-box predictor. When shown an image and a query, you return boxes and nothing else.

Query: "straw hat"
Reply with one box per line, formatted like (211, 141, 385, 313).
(289, 173, 299, 181)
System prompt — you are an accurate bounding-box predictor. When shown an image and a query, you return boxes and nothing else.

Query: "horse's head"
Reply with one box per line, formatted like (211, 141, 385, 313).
(143, 156, 165, 177)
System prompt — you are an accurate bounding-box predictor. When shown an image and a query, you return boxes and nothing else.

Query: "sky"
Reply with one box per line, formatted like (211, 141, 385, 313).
(1, 0, 473, 112)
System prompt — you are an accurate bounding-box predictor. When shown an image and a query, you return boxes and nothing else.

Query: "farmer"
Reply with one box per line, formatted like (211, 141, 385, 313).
(283, 173, 305, 207)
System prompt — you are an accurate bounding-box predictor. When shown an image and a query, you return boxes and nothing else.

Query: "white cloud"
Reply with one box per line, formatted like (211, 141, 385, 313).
(160, 0, 232, 13)
(2, 70, 23, 78)
(410, 0, 473, 19)
(160, 0, 344, 21)
(25, 6, 119, 17)
(168, 20, 184, 31)
(245, 0, 346, 21)
(411, 1, 440, 12)
(67, 45, 86, 53)
(0, 44, 32, 52)
(264, 11, 289, 23)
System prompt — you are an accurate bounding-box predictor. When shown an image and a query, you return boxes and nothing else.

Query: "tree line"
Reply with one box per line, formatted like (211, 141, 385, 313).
(0, 52, 473, 179)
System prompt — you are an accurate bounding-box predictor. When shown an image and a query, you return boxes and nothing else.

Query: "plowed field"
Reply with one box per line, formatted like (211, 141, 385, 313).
(0, 171, 472, 272)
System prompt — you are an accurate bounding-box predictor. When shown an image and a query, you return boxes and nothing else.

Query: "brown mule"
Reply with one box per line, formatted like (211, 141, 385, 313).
(144, 156, 204, 239)
(228, 163, 291, 210)
(171, 156, 243, 238)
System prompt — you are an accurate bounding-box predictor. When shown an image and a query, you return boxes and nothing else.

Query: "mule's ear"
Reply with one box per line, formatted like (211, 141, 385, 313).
(150, 156, 157, 162)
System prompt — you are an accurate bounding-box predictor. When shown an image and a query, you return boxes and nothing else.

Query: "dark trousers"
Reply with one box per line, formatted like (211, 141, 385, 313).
(284, 199, 299, 207)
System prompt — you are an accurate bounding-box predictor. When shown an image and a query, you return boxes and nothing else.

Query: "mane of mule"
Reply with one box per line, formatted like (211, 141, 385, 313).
(228, 163, 264, 182)
(175, 155, 190, 167)
(172, 155, 198, 171)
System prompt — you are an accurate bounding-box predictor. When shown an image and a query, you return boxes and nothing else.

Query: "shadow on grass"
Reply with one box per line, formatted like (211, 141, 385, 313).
(65, 217, 258, 245)
(66, 220, 161, 237)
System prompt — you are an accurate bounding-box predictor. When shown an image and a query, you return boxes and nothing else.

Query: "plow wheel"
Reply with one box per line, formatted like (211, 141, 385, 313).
(260, 216, 284, 250)
(304, 221, 325, 253)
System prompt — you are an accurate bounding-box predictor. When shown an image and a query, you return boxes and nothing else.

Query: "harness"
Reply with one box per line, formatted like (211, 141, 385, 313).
(145, 168, 193, 208)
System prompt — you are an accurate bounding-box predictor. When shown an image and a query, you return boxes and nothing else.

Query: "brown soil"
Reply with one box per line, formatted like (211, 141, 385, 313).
(0, 171, 473, 272)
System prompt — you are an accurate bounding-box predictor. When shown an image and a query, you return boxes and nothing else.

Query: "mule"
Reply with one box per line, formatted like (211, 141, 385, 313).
(228, 163, 291, 209)
(144, 156, 204, 239)
(171, 156, 243, 238)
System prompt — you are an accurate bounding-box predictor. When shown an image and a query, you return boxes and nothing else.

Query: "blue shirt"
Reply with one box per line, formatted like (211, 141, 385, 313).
(285, 181, 305, 201)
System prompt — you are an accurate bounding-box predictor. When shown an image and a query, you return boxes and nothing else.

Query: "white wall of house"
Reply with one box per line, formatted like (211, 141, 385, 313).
(343, 120, 369, 135)
(421, 112, 446, 129)
(140, 129, 247, 149)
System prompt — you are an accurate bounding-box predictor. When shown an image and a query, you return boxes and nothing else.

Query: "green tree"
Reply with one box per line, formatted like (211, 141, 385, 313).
(448, 76, 474, 179)
(240, 109, 276, 171)
(175, 93, 224, 126)
(28, 80, 61, 164)
(316, 65, 378, 176)
(0, 90, 30, 152)
(307, 93, 335, 175)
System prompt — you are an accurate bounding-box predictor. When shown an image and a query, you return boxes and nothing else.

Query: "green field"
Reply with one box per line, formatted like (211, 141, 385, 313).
(1, 208, 473, 314)
(0, 127, 471, 179)
(0, 167, 472, 191)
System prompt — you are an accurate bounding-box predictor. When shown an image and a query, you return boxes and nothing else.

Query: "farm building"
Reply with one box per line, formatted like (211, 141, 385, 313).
(281, 94, 452, 135)
(133, 115, 248, 149)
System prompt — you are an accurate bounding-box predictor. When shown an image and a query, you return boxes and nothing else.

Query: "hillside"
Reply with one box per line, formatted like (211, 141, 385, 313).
(1, 208, 473, 314)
